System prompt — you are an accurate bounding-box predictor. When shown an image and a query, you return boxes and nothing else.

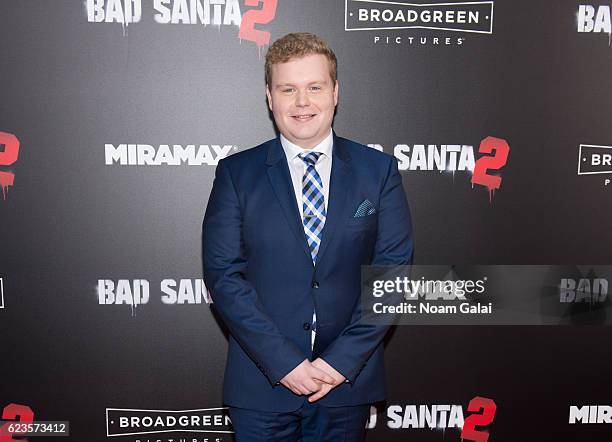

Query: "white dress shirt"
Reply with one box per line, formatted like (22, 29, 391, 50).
(280, 129, 333, 350)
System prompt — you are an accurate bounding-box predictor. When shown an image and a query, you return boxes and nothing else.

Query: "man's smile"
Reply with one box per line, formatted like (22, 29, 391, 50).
(291, 113, 317, 122)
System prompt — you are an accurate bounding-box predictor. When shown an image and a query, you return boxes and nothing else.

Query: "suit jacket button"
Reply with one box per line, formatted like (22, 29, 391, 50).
(312, 281, 319, 289)
(303, 322, 311, 330)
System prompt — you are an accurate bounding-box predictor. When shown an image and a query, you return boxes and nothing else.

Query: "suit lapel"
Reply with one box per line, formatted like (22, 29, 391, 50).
(314, 132, 353, 268)
(266, 136, 312, 260)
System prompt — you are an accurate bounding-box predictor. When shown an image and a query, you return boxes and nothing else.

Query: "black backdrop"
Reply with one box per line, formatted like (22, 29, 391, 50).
(2, 1, 612, 441)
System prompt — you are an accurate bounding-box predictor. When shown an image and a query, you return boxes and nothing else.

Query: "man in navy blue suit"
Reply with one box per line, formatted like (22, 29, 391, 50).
(202, 32, 413, 441)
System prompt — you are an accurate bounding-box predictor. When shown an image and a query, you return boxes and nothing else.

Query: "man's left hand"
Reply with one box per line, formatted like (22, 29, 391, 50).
(307, 358, 346, 402)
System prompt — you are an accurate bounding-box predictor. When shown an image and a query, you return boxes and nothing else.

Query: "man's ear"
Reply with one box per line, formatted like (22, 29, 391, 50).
(266, 84, 273, 112)
(333, 80, 339, 106)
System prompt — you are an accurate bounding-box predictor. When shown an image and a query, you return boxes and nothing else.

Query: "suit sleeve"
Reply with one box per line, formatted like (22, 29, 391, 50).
(202, 159, 306, 386)
(319, 155, 413, 383)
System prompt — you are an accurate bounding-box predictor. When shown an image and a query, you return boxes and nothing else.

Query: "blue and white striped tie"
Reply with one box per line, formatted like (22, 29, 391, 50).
(299, 151, 326, 264)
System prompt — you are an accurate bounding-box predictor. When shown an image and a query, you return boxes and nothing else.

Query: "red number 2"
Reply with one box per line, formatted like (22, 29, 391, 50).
(0, 404, 34, 442)
(461, 396, 497, 442)
(239, 0, 278, 47)
(471, 136, 510, 199)
(0, 131, 20, 200)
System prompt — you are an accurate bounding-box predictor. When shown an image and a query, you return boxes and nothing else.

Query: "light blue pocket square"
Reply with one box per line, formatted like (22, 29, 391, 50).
(353, 199, 376, 217)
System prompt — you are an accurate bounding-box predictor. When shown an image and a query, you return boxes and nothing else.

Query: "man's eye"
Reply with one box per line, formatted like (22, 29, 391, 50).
(310, 86, 322, 91)
(282, 88, 295, 93)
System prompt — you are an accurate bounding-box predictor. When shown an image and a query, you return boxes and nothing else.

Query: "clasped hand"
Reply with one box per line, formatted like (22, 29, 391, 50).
(280, 358, 346, 402)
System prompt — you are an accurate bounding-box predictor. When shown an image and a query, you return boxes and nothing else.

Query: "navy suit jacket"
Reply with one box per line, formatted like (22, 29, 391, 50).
(202, 131, 413, 412)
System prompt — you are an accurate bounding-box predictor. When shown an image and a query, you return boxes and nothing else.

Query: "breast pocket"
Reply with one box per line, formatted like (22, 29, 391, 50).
(344, 213, 378, 258)
(346, 213, 378, 230)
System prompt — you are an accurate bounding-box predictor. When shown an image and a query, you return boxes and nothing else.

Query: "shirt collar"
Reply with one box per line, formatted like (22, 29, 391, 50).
(280, 129, 333, 161)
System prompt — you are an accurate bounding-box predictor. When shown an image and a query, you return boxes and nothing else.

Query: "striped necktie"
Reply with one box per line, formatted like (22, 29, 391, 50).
(299, 151, 326, 264)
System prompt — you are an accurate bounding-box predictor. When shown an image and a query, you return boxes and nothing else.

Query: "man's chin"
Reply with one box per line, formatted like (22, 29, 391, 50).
(285, 129, 329, 147)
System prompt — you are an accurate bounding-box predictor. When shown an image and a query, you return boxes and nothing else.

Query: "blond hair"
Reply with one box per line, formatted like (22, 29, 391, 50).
(265, 32, 337, 86)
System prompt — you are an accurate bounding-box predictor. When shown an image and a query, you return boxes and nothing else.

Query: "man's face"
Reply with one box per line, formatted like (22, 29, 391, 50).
(266, 53, 338, 149)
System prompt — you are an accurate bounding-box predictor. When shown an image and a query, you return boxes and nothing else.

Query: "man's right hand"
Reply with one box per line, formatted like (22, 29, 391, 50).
(280, 359, 335, 395)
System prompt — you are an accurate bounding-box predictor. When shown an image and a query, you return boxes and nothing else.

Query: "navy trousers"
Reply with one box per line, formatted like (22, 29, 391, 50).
(228, 400, 371, 442)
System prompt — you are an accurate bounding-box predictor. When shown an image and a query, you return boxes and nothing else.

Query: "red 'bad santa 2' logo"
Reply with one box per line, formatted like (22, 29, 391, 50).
(86, 0, 278, 47)
(373, 396, 497, 441)
(374, 135, 511, 201)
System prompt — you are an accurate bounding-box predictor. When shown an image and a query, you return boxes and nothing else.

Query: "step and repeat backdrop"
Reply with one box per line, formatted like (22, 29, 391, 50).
(2, 1, 612, 441)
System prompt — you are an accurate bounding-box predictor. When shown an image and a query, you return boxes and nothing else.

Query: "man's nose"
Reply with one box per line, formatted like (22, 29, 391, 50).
(295, 89, 310, 107)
